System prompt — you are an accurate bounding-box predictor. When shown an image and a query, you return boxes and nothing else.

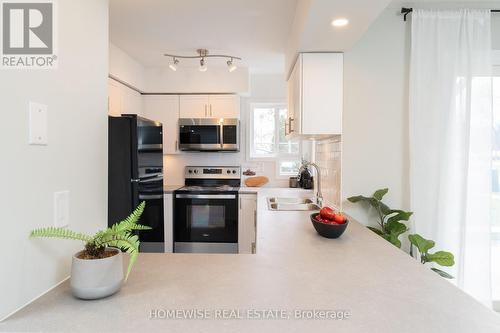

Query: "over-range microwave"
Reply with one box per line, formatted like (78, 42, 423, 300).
(179, 118, 240, 152)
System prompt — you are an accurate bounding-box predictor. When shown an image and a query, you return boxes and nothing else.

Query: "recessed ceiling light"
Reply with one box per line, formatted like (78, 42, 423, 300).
(331, 18, 349, 27)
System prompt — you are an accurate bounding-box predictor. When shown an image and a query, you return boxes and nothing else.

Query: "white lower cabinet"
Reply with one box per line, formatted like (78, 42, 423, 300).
(164, 193, 173, 253)
(238, 193, 257, 254)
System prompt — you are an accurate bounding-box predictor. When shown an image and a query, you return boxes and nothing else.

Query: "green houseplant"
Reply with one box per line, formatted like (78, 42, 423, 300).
(408, 234, 455, 278)
(348, 188, 455, 279)
(30, 202, 150, 298)
(347, 188, 413, 248)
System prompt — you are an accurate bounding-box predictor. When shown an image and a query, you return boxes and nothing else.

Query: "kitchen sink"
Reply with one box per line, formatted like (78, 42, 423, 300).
(267, 197, 320, 211)
(268, 197, 314, 204)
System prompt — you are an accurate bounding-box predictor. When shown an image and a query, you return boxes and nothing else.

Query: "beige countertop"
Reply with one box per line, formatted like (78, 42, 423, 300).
(2, 188, 500, 332)
(163, 185, 182, 193)
(238, 186, 313, 194)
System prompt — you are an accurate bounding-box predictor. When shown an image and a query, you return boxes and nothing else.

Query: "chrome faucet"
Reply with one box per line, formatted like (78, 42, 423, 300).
(299, 161, 323, 207)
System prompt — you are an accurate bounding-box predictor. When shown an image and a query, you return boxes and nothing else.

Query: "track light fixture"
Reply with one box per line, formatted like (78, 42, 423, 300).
(163, 49, 241, 73)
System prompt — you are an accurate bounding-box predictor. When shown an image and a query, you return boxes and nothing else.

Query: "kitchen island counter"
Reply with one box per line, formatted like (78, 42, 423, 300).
(2, 188, 500, 332)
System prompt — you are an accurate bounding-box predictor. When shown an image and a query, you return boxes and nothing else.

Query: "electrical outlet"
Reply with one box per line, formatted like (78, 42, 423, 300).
(54, 191, 69, 228)
(29, 102, 48, 145)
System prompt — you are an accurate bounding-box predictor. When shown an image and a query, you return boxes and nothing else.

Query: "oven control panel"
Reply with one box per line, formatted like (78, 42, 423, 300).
(185, 166, 241, 179)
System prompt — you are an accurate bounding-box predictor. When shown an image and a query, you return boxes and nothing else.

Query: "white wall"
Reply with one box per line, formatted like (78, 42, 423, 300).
(0, 0, 108, 321)
(342, 7, 500, 226)
(109, 43, 146, 91)
(342, 8, 411, 224)
(163, 73, 290, 187)
(493, 15, 500, 50)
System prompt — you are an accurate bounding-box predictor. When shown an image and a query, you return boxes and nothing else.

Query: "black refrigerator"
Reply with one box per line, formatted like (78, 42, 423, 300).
(108, 114, 165, 253)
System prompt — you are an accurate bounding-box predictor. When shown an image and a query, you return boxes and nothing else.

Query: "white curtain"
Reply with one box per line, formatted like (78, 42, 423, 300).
(409, 9, 493, 306)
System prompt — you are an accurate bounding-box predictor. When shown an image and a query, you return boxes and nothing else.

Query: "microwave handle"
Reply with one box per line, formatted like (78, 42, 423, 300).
(220, 123, 224, 148)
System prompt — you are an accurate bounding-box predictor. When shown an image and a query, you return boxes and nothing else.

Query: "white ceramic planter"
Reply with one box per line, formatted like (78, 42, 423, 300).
(70, 248, 123, 300)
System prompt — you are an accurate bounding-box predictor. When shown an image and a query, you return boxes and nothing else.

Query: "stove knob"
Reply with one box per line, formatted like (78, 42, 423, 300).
(232, 170, 237, 174)
(194, 170, 198, 174)
(188, 170, 193, 174)
(227, 170, 231, 174)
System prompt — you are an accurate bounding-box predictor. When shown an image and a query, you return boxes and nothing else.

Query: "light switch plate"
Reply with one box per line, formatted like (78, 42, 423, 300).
(29, 102, 48, 145)
(54, 191, 69, 228)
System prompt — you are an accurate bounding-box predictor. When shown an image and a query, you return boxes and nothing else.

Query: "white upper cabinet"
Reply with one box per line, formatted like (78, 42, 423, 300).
(286, 53, 343, 138)
(208, 95, 240, 118)
(108, 78, 143, 117)
(179, 95, 240, 119)
(143, 95, 180, 155)
(179, 95, 209, 118)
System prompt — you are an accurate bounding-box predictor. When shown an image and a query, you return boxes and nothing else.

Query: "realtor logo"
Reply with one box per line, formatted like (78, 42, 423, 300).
(1, 1, 57, 69)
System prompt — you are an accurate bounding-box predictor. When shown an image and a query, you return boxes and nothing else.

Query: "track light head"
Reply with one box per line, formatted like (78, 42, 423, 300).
(227, 58, 237, 72)
(169, 58, 179, 71)
(199, 57, 207, 72)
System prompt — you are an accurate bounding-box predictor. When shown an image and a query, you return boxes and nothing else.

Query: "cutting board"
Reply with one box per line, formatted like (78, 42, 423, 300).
(244, 176, 269, 187)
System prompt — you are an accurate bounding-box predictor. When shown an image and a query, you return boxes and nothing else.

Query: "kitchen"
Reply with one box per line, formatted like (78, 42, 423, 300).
(108, 44, 342, 255)
(1, 0, 500, 332)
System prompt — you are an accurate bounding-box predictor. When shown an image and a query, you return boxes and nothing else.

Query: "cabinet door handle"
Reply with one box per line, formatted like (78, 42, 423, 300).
(204, 104, 207, 117)
(288, 117, 295, 133)
(210, 104, 212, 117)
(251, 242, 256, 254)
(175, 140, 178, 152)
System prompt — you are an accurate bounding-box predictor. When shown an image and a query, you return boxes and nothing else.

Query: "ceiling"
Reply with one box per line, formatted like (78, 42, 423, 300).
(285, 0, 393, 72)
(109, 0, 298, 74)
(109, 0, 499, 75)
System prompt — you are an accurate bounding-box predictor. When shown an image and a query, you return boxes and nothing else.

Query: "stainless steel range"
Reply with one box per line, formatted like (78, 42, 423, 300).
(173, 166, 241, 253)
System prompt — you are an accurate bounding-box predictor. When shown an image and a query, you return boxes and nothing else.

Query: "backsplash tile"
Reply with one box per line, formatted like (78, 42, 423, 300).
(314, 137, 342, 209)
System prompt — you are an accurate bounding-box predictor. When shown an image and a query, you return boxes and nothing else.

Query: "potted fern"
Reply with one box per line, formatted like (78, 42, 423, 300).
(30, 202, 150, 299)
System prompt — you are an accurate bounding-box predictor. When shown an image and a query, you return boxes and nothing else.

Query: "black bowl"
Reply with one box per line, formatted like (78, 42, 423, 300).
(310, 213, 348, 239)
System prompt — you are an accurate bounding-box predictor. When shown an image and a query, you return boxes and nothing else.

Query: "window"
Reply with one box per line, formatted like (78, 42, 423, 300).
(249, 104, 300, 176)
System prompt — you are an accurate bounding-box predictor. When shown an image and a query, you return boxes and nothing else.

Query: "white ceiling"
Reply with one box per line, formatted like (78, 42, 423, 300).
(110, 0, 500, 75)
(109, 0, 298, 74)
(301, 0, 394, 51)
(390, 0, 500, 9)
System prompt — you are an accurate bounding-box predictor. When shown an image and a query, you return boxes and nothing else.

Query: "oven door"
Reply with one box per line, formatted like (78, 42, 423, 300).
(174, 193, 238, 246)
(178, 119, 221, 151)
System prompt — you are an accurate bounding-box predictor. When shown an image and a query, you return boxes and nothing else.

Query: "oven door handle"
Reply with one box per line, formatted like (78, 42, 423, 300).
(139, 194, 164, 200)
(139, 176, 163, 184)
(175, 194, 236, 199)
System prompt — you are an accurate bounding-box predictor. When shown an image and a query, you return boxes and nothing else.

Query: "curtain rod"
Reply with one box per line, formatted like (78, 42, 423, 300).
(401, 7, 500, 21)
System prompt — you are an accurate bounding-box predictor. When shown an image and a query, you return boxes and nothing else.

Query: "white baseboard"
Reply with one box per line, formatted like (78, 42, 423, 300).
(0, 276, 70, 322)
